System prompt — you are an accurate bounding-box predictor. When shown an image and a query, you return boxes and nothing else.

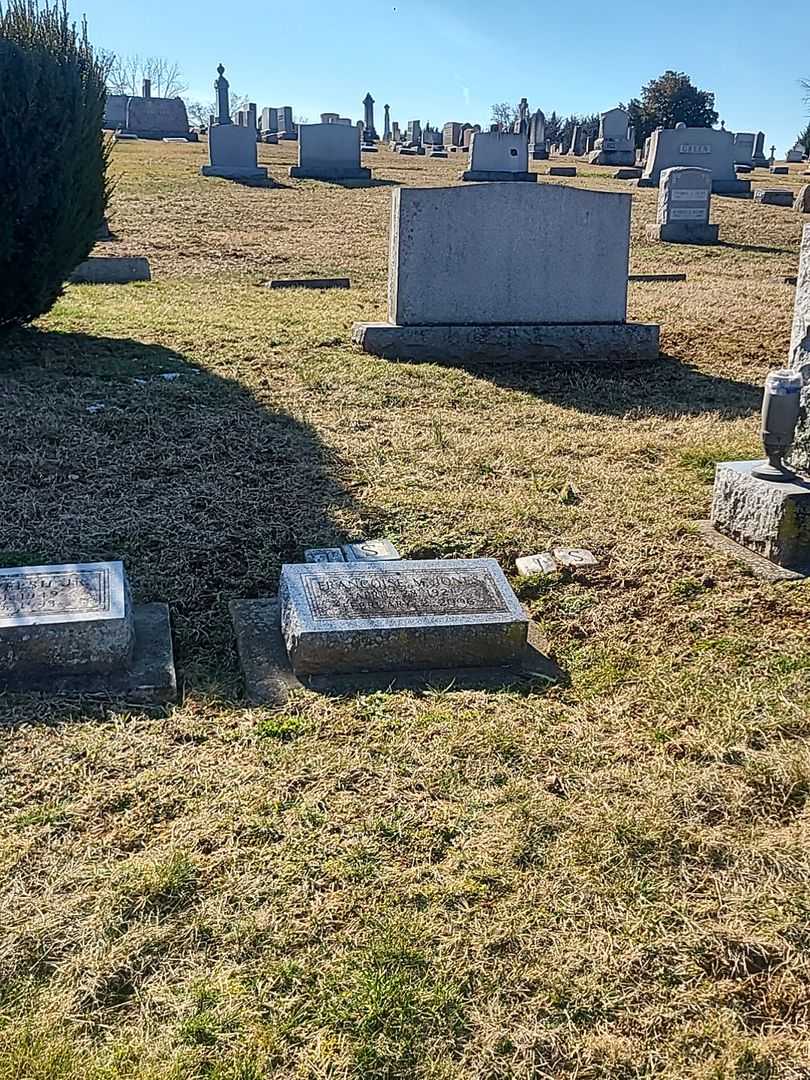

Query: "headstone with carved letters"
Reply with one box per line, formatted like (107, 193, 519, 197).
(646, 167, 718, 243)
(638, 127, 749, 193)
(0, 561, 176, 701)
(279, 558, 529, 675)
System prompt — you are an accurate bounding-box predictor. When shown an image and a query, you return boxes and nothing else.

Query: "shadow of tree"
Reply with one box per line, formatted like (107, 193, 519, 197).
(1, 328, 367, 692)
(416, 352, 761, 419)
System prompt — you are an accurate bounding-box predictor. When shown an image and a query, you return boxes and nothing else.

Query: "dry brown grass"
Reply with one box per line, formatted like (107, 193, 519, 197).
(0, 141, 809, 1080)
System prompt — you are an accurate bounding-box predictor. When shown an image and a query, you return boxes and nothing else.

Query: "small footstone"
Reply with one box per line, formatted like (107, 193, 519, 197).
(279, 558, 529, 676)
(754, 189, 794, 207)
(69, 257, 151, 284)
(516, 553, 557, 577)
(305, 548, 346, 563)
(770, 166, 789, 175)
(268, 278, 350, 290)
(548, 167, 577, 176)
(614, 168, 642, 179)
(629, 273, 687, 282)
(0, 561, 176, 703)
(553, 548, 599, 569)
(343, 539, 401, 561)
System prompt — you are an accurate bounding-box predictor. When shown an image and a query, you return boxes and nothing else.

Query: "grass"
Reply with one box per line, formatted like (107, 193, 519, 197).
(0, 140, 809, 1079)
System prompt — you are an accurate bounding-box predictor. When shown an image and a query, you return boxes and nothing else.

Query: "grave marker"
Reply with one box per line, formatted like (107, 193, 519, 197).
(289, 123, 371, 182)
(638, 126, 750, 194)
(462, 131, 535, 182)
(646, 167, 718, 243)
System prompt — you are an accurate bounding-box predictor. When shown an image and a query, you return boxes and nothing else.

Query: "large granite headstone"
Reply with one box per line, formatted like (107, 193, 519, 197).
(279, 559, 528, 675)
(638, 127, 750, 194)
(353, 183, 659, 362)
(289, 124, 371, 181)
(462, 131, 534, 182)
(788, 224, 810, 472)
(201, 65, 268, 181)
(589, 108, 635, 166)
(646, 167, 718, 243)
(0, 561, 176, 701)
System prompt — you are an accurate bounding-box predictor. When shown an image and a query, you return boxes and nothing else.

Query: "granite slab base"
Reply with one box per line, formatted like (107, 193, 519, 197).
(0, 604, 177, 704)
(754, 190, 794, 207)
(698, 523, 806, 581)
(230, 598, 562, 704)
(614, 168, 642, 179)
(70, 258, 151, 284)
(460, 171, 537, 182)
(352, 321, 660, 363)
(200, 166, 269, 181)
(645, 222, 719, 244)
(531, 150, 549, 161)
(709, 460, 810, 573)
(288, 166, 372, 181)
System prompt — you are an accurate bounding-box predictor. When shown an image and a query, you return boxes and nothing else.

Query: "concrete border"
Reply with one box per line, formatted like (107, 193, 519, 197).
(352, 321, 660, 363)
(0, 604, 178, 704)
(697, 522, 806, 582)
(230, 598, 563, 706)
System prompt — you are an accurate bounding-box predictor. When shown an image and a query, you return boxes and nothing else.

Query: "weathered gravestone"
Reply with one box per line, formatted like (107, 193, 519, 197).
(0, 561, 176, 701)
(461, 131, 535, 181)
(201, 65, 268, 181)
(589, 108, 635, 166)
(786, 143, 805, 163)
(104, 93, 193, 140)
(788, 224, 810, 473)
(278, 559, 528, 675)
(289, 124, 371, 181)
(733, 132, 755, 166)
(529, 109, 548, 160)
(443, 121, 463, 147)
(352, 183, 659, 363)
(794, 185, 810, 213)
(362, 93, 378, 142)
(638, 126, 750, 194)
(752, 132, 770, 168)
(646, 167, 718, 243)
(754, 189, 794, 207)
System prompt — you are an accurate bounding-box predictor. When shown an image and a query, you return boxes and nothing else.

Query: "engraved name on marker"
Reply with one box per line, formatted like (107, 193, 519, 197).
(670, 207, 709, 221)
(303, 568, 510, 621)
(671, 189, 709, 201)
(679, 144, 711, 154)
(0, 568, 110, 623)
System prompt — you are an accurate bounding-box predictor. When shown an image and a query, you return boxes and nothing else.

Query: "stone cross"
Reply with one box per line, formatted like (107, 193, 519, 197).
(215, 64, 231, 126)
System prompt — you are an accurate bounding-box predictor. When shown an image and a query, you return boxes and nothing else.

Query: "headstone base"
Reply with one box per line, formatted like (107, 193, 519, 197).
(710, 460, 810, 572)
(530, 148, 549, 160)
(352, 321, 660, 363)
(752, 156, 769, 169)
(70, 257, 151, 284)
(288, 166, 371, 181)
(636, 177, 750, 194)
(548, 167, 577, 176)
(200, 166, 269, 181)
(0, 604, 177, 704)
(614, 167, 642, 179)
(645, 222, 719, 244)
(230, 598, 560, 705)
(460, 170, 537, 182)
(588, 149, 636, 166)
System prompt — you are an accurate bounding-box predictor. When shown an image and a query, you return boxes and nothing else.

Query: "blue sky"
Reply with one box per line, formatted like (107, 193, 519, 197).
(78, 0, 807, 153)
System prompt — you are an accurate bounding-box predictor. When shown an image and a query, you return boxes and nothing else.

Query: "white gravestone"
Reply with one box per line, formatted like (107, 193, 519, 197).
(353, 183, 659, 363)
(462, 132, 535, 182)
(289, 124, 371, 181)
(646, 167, 718, 244)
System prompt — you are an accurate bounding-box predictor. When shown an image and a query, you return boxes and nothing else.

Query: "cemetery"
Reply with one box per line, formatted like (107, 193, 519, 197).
(2, 11, 810, 1077)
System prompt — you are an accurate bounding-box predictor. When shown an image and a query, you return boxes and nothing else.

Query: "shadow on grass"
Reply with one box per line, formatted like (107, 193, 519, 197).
(719, 241, 796, 256)
(432, 352, 761, 419)
(0, 327, 370, 693)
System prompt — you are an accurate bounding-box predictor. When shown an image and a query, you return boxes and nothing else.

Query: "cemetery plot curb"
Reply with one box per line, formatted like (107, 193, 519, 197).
(698, 523, 807, 582)
(230, 598, 562, 705)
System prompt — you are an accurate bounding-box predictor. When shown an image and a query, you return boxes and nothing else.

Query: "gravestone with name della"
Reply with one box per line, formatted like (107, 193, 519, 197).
(589, 107, 635, 166)
(646, 167, 718, 244)
(461, 131, 535, 182)
(201, 65, 268, 181)
(353, 183, 659, 363)
(289, 124, 371, 182)
(638, 125, 750, 194)
(0, 561, 176, 702)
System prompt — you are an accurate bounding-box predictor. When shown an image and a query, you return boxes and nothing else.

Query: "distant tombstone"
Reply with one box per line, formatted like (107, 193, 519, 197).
(462, 131, 535, 182)
(261, 106, 279, 134)
(443, 121, 462, 147)
(235, 111, 246, 127)
(565, 125, 580, 155)
(392, 121, 401, 142)
(515, 97, 530, 134)
(646, 167, 718, 244)
(321, 112, 340, 124)
(786, 143, 805, 163)
(289, 124, 372, 182)
(277, 106, 295, 138)
(247, 102, 257, 131)
(754, 189, 795, 206)
(589, 107, 635, 166)
(638, 127, 750, 193)
(352, 183, 659, 363)
(122, 94, 192, 140)
(407, 120, 421, 144)
(788, 224, 810, 471)
(0, 561, 176, 702)
(462, 125, 479, 149)
(752, 131, 769, 168)
(529, 110, 547, 160)
(362, 93, 378, 141)
(201, 65, 268, 181)
(383, 104, 391, 142)
(733, 132, 755, 165)
(103, 94, 128, 130)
